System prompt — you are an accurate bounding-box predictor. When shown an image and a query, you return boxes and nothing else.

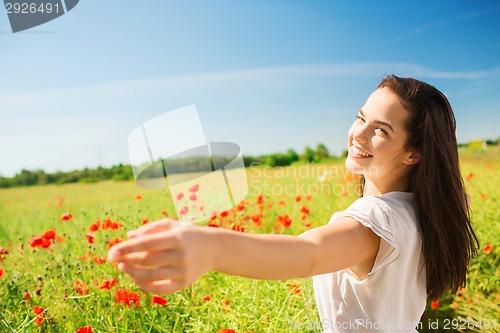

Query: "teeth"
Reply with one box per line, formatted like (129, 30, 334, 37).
(352, 146, 373, 157)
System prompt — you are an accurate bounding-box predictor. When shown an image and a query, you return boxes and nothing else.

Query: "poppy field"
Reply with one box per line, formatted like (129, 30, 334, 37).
(0, 148, 498, 333)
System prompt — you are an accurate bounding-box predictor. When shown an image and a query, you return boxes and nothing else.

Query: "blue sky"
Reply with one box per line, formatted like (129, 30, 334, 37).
(0, 0, 499, 177)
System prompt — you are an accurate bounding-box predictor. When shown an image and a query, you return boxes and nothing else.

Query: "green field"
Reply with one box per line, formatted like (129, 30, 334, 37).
(0, 148, 498, 333)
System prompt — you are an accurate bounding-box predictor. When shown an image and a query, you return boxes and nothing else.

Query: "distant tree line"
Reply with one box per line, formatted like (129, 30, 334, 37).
(0, 143, 335, 188)
(0, 164, 133, 188)
(1, 139, 497, 188)
(264, 143, 332, 168)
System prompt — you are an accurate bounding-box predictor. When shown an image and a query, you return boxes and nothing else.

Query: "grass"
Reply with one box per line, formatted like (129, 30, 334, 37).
(0, 147, 498, 332)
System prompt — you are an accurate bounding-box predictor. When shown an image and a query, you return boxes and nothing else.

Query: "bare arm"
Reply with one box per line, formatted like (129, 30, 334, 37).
(107, 218, 379, 294)
(213, 217, 379, 279)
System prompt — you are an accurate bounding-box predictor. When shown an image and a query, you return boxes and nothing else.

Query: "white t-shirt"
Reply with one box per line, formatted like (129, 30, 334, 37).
(313, 191, 426, 333)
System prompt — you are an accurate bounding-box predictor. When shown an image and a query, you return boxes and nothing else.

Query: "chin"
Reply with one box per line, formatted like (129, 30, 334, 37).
(345, 156, 365, 175)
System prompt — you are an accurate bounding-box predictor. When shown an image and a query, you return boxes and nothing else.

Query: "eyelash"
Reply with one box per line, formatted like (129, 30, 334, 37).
(356, 115, 388, 135)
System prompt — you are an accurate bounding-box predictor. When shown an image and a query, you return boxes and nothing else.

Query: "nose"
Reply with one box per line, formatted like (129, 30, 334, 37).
(352, 123, 369, 143)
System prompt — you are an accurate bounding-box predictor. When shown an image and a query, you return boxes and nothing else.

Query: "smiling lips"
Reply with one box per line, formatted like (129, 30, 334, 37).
(351, 145, 373, 158)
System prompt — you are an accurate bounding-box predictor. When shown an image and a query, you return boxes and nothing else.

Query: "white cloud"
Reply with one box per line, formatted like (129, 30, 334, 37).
(1, 61, 498, 176)
(0, 62, 498, 110)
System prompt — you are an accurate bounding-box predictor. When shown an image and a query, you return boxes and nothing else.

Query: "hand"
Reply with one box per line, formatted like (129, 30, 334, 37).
(107, 219, 215, 295)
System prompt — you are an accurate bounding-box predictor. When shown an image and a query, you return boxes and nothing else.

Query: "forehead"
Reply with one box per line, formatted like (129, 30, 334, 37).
(362, 87, 409, 127)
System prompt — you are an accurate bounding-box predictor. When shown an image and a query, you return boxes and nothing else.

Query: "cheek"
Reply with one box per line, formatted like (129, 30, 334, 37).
(347, 125, 356, 144)
(371, 139, 404, 162)
(369, 137, 384, 152)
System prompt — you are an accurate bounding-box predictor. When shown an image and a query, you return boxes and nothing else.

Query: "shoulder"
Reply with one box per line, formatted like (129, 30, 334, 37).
(329, 192, 416, 247)
(330, 196, 390, 227)
(332, 192, 415, 224)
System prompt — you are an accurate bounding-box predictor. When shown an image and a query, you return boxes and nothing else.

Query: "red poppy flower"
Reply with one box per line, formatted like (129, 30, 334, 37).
(150, 295, 168, 306)
(115, 289, 140, 308)
(107, 238, 123, 250)
(0, 249, 7, 263)
(28, 235, 53, 249)
(289, 283, 301, 295)
(256, 194, 263, 204)
(216, 329, 236, 333)
(430, 301, 439, 309)
(99, 277, 117, 290)
(33, 305, 45, 325)
(480, 193, 488, 199)
(43, 229, 56, 240)
(102, 218, 112, 230)
(135, 195, 142, 200)
(86, 233, 96, 245)
(295, 195, 301, 203)
(202, 295, 211, 302)
(74, 280, 89, 296)
(483, 244, 493, 254)
(465, 173, 474, 181)
(189, 184, 199, 193)
(230, 224, 245, 233)
(251, 213, 263, 227)
(306, 194, 312, 201)
(89, 221, 100, 232)
(33, 305, 44, 315)
(76, 326, 93, 333)
(0, 267, 4, 278)
(220, 211, 228, 218)
(93, 256, 106, 265)
(161, 210, 168, 216)
(61, 213, 73, 221)
(300, 206, 310, 215)
(179, 206, 188, 215)
(176, 192, 184, 200)
(109, 221, 122, 230)
(276, 214, 292, 227)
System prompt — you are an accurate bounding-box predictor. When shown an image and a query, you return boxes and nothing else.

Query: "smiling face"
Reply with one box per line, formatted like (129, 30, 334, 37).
(346, 87, 419, 190)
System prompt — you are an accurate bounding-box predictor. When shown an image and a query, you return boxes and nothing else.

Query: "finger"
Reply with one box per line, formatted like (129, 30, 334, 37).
(117, 263, 183, 282)
(134, 279, 186, 295)
(108, 231, 179, 261)
(115, 249, 181, 267)
(128, 219, 180, 238)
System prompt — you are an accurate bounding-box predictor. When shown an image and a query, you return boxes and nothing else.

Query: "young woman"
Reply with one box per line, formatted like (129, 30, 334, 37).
(108, 75, 478, 332)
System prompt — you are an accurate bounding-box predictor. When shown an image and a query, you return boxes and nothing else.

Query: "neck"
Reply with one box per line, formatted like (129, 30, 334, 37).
(363, 176, 410, 196)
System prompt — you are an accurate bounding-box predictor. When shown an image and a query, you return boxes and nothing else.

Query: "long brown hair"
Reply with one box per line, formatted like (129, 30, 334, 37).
(360, 75, 479, 300)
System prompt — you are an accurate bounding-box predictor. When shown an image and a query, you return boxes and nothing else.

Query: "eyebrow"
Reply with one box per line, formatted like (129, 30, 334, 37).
(359, 109, 395, 134)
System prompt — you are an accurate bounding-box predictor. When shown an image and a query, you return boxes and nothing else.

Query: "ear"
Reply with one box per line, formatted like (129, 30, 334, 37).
(403, 148, 421, 166)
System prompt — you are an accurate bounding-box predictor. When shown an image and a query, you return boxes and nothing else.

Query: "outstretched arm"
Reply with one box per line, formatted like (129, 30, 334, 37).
(107, 218, 379, 295)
